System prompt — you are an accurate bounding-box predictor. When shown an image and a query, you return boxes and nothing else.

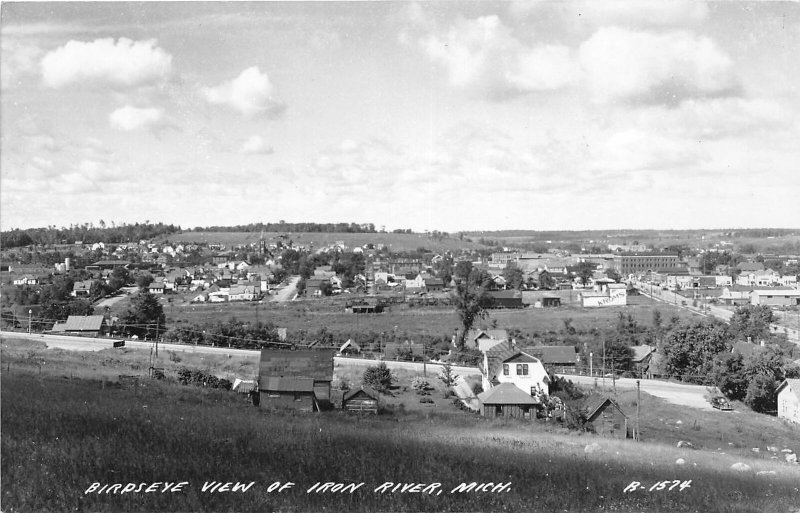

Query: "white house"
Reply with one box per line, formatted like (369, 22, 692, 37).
(581, 284, 627, 307)
(13, 275, 39, 286)
(777, 379, 800, 424)
(482, 342, 550, 399)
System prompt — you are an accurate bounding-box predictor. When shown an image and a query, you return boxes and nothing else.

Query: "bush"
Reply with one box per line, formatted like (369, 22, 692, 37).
(362, 362, 393, 393)
(419, 397, 434, 404)
(411, 377, 432, 394)
(471, 382, 483, 395)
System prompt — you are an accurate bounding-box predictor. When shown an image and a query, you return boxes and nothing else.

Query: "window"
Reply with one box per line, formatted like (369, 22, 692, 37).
(516, 364, 528, 375)
(503, 364, 509, 376)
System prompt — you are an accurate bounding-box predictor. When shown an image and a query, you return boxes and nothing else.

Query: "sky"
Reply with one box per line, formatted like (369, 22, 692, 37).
(2, 1, 800, 233)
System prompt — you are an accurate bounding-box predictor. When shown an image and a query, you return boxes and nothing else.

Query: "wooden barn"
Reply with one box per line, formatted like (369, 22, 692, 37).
(259, 377, 317, 412)
(477, 383, 540, 419)
(586, 397, 629, 439)
(257, 349, 336, 412)
(342, 386, 379, 414)
(488, 290, 524, 308)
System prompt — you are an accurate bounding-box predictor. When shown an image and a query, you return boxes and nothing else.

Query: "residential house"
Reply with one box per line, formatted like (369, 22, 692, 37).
(777, 379, 800, 424)
(229, 284, 258, 302)
(719, 286, 752, 306)
(13, 275, 39, 286)
(629, 345, 655, 376)
(257, 350, 336, 412)
(305, 278, 326, 296)
(585, 397, 630, 439)
(71, 280, 94, 297)
(423, 277, 445, 292)
(148, 282, 166, 295)
(342, 386, 379, 414)
(338, 339, 361, 355)
(477, 383, 540, 419)
(481, 342, 550, 398)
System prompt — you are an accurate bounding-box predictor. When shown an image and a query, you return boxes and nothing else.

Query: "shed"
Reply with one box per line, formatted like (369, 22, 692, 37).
(477, 383, 540, 419)
(541, 295, 561, 307)
(338, 339, 361, 355)
(342, 386, 379, 414)
(259, 377, 317, 412)
(586, 397, 629, 439)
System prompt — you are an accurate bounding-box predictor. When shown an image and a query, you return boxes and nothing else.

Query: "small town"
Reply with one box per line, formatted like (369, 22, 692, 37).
(2, 2, 800, 513)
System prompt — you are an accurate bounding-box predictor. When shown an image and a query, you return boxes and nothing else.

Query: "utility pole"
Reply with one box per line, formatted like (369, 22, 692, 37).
(28, 309, 32, 334)
(602, 337, 606, 391)
(589, 352, 593, 377)
(154, 322, 159, 358)
(636, 379, 641, 442)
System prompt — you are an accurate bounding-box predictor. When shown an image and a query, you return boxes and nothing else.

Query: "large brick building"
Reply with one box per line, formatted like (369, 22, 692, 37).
(612, 255, 680, 276)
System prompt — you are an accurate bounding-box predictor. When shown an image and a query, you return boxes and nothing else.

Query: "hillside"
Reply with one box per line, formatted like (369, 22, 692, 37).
(2, 337, 800, 512)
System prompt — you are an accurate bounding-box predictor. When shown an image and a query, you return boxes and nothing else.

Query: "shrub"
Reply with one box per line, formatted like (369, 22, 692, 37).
(362, 362, 393, 393)
(419, 397, 434, 404)
(411, 377, 432, 394)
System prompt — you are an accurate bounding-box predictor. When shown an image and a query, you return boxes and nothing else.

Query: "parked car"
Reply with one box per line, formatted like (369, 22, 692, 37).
(710, 396, 732, 411)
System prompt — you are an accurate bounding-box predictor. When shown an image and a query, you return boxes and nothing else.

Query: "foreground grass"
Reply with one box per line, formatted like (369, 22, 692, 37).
(3, 370, 800, 513)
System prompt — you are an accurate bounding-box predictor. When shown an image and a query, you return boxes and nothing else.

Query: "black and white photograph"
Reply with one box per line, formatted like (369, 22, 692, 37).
(1, 1, 800, 512)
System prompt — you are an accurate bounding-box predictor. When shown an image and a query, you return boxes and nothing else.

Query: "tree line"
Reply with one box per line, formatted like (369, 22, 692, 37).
(1, 222, 181, 249)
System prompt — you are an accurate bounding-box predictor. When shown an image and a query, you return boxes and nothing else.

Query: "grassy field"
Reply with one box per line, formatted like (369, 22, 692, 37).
(3, 338, 800, 512)
(4, 369, 800, 513)
(161, 295, 700, 343)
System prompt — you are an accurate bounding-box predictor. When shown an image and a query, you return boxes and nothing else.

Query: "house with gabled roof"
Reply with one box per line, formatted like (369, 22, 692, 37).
(521, 345, 578, 372)
(777, 379, 800, 424)
(481, 341, 549, 400)
(465, 329, 508, 352)
(257, 349, 336, 412)
(71, 280, 94, 297)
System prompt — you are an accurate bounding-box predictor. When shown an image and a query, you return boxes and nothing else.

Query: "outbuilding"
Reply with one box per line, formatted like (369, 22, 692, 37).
(477, 383, 540, 419)
(342, 386, 379, 414)
(777, 379, 800, 424)
(585, 397, 629, 439)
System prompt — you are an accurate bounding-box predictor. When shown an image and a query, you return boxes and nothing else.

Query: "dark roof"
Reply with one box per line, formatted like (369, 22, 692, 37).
(478, 383, 539, 405)
(585, 397, 627, 422)
(342, 385, 379, 402)
(260, 377, 315, 392)
(258, 349, 335, 383)
(521, 345, 577, 365)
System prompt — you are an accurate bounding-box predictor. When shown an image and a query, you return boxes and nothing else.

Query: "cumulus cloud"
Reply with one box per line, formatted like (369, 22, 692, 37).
(202, 67, 284, 118)
(41, 38, 172, 89)
(240, 135, 273, 155)
(421, 15, 577, 99)
(573, 0, 709, 27)
(579, 27, 737, 104)
(109, 105, 164, 131)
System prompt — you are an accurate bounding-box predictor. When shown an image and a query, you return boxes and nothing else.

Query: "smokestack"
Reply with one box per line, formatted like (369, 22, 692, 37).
(64, 258, 71, 271)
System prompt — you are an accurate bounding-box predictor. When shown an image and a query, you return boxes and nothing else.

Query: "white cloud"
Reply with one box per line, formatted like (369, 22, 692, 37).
(421, 15, 576, 99)
(573, 0, 709, 28)
(1, 40, 43, 89)
(579, 27, 737, 104)
(41, 38, 172, 89)
(109, 105, 164, 131)
(202, 67, 284, 118)
(240, 135, 273, 155)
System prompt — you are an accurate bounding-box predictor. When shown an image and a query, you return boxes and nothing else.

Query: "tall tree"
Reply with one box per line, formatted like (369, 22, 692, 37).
(661, 320, 731, 383)
(122, 291, 166, 340)
(451, 268, 493, 350)
(502, 262, 525, 290)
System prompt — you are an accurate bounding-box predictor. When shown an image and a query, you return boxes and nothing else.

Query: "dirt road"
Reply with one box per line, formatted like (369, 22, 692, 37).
(271, 275, 300, 302)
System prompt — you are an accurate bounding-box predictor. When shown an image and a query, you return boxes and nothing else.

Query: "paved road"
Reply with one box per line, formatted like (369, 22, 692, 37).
(559, 373, 717, 411)
(334, 356, 482, 377)
(94, 287, 139, 309)
(271, 275, 300, 302)
(635, 281, 798, 344)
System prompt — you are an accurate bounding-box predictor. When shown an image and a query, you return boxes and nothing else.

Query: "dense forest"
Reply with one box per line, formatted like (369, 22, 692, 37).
(0, 222, 182, 249)
(189, 222, 378, 233)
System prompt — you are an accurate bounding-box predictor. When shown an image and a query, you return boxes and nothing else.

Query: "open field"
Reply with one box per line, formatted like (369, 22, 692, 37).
(162, 296, 701, 342)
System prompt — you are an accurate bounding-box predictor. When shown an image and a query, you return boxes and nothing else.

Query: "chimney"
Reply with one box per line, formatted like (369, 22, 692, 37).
(760, 340, 765, 347)
(747, 336, 752, 344)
